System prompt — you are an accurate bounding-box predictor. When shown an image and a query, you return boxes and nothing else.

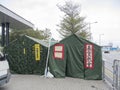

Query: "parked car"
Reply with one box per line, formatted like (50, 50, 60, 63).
(0, 52, 10, 86)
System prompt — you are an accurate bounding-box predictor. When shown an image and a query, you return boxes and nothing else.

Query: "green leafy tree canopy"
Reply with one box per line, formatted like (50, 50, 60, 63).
(10, 28, 51, 42)
(57, 1, 90, 39)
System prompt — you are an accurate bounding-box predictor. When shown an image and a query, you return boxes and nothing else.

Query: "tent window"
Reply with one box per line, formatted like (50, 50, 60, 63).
(54, 44, 64, 60)
(84, 44, 94, 69)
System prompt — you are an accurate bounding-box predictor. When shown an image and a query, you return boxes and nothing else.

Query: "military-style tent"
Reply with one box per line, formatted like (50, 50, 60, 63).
(4, 35, 48, 75)
(49, 34, 102, 80)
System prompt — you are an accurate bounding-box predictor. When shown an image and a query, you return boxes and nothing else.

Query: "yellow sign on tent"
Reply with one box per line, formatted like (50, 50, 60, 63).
(23, 48, 26, 54)
(34, 44, 40, 61)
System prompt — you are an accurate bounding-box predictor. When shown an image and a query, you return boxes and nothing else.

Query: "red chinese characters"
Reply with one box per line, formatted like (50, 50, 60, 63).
(84, 44, 94, 69)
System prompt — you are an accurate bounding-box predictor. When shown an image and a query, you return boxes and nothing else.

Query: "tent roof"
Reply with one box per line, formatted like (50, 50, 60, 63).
(0, 4, 34, 30)
(25, 35, 49, 47)
(59, 34, 100, 47)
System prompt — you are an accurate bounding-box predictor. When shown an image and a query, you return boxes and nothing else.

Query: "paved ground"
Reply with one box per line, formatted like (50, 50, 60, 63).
(0, 75, 110, 90)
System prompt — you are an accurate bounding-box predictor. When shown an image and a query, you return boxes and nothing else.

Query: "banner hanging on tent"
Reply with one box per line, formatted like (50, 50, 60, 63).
(54, 44, 64, 60)
(34, 44, 40, 61)
(84, 44, 94, 69)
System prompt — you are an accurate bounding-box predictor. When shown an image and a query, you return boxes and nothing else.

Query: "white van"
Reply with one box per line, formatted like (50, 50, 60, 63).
(0, 52, 10, 86)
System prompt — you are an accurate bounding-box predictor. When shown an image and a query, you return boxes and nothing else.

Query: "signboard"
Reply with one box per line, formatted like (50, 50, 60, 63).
(54, 44, 64, 60)
(34, 44, 40, 61)
(23, 48, 26, 54)
(84, 44, 94, 69)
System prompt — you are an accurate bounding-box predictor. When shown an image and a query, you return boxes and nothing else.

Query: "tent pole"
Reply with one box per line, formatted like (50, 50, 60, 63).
(44, 36, 51, 77)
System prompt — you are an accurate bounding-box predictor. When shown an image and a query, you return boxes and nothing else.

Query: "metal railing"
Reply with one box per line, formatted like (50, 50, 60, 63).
(102, 60, 113, 88)
(103, 59, 120, 90)
(113, 60, 120, 90)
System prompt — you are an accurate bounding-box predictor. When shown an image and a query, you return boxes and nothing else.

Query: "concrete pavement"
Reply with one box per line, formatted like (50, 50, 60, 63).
(0, 75, 110, 90)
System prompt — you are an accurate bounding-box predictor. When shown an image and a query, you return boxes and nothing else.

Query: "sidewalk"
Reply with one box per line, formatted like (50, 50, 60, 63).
(2, 75, 110, 90)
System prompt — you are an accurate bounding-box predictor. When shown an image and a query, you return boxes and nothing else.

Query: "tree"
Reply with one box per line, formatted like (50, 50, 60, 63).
(57, 1, 90, 39)
(43, 28, 51, 40)
(10, 29, 51, 42)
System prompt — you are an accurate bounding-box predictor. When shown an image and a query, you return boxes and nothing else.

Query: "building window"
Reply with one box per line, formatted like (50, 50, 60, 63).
(84, 44, 94, 69)
(54, 44, 64, 60)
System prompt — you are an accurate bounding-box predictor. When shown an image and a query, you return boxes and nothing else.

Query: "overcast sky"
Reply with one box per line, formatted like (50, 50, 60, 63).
(0, 0, 120, 46)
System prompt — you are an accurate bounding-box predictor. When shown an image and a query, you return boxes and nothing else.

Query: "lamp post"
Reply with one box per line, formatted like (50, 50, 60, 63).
(88, 21, 98, 40)
(99, 34, 104, 46)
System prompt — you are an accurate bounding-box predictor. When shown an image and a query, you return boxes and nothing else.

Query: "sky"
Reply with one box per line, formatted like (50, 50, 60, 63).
(0, 0, 120, 46)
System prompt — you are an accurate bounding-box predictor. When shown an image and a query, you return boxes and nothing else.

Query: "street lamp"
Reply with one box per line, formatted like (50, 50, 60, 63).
(99, 34, 104, 46)
(88, 21, 98, 40)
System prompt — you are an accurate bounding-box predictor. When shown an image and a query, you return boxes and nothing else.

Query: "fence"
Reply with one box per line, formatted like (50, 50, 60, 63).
(113, 60, 120, 90)
(103, 59, 120, 90)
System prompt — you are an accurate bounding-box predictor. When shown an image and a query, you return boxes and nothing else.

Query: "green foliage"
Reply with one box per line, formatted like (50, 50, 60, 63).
(57, 1, 90, 39)
(10, 28, 50, 42)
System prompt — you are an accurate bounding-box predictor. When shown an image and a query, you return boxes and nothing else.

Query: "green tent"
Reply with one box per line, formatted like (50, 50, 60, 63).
(4, 35, 48, 75)
(49, 34, 102, 80)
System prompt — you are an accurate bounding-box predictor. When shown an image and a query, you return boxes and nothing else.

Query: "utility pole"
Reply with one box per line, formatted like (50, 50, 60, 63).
(88, 21, 98, 41)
